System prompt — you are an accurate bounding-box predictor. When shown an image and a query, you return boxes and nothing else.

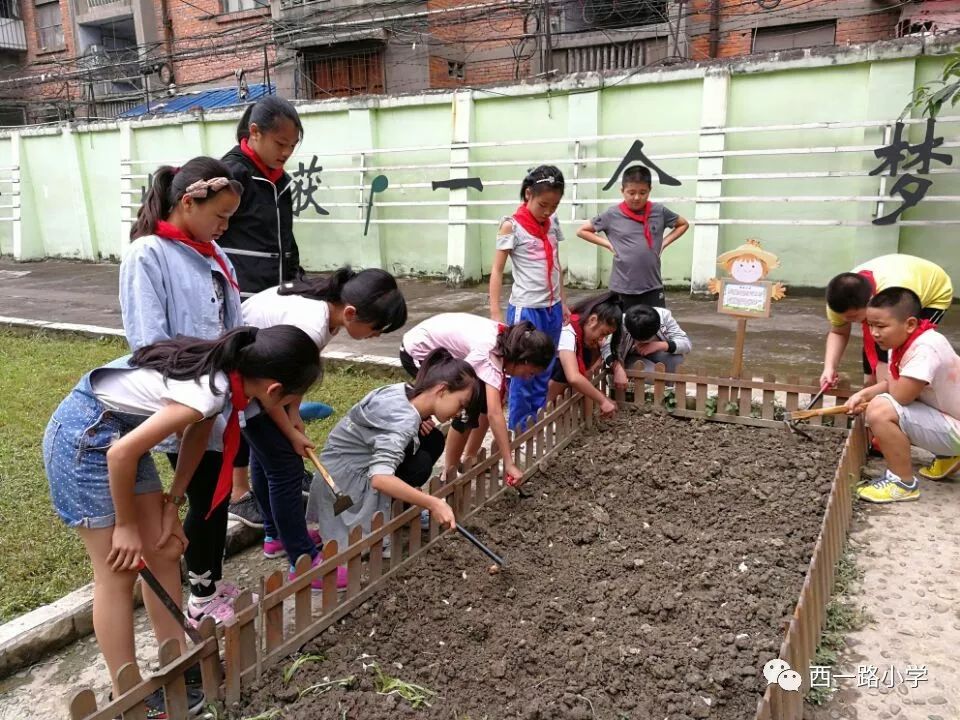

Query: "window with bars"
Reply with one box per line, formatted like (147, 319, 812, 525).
(303, 45, 385, 98)
(35, 0, 63, 51)
(0, 0, 20, 20)
(219, 0, 267, 13)
(752, 20, 837, 53)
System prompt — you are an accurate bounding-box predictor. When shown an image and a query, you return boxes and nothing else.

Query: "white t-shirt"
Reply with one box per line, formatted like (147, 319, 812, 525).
(92, 368, 230, 419)
(897, 330, 960, 422)
(402, 313, 505, 390)
(241, 286, 334, 351)
(557, 323, 577, 353)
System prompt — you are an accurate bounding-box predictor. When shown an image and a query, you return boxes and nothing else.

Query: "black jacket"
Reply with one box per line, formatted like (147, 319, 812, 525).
(219, 146, 302, 297)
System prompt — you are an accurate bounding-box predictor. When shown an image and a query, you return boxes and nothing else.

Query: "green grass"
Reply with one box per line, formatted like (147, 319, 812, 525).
(0, 329, 399, 622)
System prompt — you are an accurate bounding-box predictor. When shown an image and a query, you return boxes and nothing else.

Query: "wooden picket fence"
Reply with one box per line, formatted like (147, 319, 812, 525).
(69, 367, 866, 720)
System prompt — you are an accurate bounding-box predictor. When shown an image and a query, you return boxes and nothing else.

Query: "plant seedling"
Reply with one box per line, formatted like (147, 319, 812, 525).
(371, 664, 437, 708)
(297, 675, 356, 700)
(282, 652, 326, 685)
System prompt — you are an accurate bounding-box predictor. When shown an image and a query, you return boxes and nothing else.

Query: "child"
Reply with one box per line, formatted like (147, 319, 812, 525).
(400, 313, 555, 483)
(305, 349, 479, 586)
(547, 292, 620, 417)
(240, 267, 407, 567)
(576, 165, 688, 310)
(43, 326, 320, 715)
(490, 165, 569, 432)
(845, 288, 960, 503)
(603, 303, 691, 391)
(220, 96, 309, 527)
(120, 157, 248, 624)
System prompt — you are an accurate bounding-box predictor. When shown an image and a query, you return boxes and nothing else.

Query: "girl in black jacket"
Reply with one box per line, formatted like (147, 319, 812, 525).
(220, 96, 305, 298)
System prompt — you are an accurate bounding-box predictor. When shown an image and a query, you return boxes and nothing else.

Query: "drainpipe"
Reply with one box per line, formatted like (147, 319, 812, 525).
(708, 0, 720, 58)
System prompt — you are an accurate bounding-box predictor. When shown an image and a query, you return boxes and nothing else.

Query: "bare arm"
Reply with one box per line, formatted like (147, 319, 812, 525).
(485, 383, 523, 481)
(660, 216, 689, 252)
(822, 324, 852, 386)
(371, 474, 455, 529)
(558, 350, 615, 412)
(490, 248, 510, 323)
(577, 220, 615, 254)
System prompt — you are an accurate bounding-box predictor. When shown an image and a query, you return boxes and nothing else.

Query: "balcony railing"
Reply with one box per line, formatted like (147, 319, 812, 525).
(75, 0, 131, 17)
(0, 17, 26, 51)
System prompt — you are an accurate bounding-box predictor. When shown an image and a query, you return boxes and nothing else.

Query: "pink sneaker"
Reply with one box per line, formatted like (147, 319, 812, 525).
(188, 593, 237, 625)
(289, 555, 348, 592)
(263, 537, 285, 559)
(265, 531, 323, 560)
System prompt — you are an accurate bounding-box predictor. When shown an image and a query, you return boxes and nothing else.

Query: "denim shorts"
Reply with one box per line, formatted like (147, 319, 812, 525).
(44, 388, 161, 529)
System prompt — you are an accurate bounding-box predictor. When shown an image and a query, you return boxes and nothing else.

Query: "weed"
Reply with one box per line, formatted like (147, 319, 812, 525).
(371, 663, 437, 709)
(297, 675, 356, 700)
(282, 653, 326, 685)
(805, 551, 871, 706)
(242, 710, 282, 720)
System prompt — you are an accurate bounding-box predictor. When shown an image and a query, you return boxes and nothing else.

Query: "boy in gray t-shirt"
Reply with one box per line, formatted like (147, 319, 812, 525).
(577, 165, 688, 310)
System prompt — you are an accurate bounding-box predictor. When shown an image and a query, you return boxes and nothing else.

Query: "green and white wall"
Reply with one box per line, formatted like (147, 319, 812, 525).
(1, 37, 958, 294)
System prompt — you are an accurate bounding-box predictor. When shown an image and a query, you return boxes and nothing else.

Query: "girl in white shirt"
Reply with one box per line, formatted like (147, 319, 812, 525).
(43, 325, 320, 708)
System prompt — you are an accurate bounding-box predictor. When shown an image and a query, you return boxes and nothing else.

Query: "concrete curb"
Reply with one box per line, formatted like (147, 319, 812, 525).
(0, 316, 402, 679)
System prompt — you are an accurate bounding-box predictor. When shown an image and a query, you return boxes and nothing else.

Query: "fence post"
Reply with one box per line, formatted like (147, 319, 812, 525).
(690, 69, 729, 294)
(445, 89, 481, 286)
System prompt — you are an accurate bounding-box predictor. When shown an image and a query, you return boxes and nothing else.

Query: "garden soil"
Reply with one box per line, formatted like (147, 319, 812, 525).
(237, 411, 846, 720)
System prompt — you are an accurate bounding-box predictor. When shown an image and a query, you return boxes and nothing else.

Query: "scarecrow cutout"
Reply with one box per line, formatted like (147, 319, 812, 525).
(706, 239, 786, 377)
(707, 239, 786, 317)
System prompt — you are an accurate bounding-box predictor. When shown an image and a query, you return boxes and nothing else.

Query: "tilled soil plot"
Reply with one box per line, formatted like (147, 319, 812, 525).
(238, 411, 845, 720)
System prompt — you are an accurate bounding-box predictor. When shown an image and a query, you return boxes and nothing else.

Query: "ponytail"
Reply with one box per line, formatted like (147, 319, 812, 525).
(406, 348, 481, 418)
(494, 321, 555, 370)
(237, 96, 304, 144)
(278, 266, 408, 334)
(131, 325, 320, 396)
(131, 156, 243, 241)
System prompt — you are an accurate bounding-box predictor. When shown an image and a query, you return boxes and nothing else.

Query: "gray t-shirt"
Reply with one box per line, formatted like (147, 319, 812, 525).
(496, 213, 565, 309)
(592, 203, 679, 294)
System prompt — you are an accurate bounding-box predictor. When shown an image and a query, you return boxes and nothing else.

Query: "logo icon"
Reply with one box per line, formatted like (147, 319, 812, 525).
(762, 659, 802, 692)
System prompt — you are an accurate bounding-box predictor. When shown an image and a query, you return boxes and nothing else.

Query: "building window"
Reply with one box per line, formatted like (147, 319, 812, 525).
(752, 20, 837, 53)
(447, 61, 465, 80)
(35, 0, 63, 51)
(0, 0, 20, 19)
(220, 0, 266, 13)
(303, 44, 385, 98)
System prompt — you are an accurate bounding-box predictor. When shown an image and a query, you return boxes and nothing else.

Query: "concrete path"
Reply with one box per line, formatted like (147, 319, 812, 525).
(809, 452, 960, 720)
(2, 257, 933, 380)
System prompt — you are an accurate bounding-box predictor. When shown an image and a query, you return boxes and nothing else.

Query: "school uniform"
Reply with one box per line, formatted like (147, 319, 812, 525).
(602, 307, 691, 373)
(824, 255, 952, 374)
(220, 144, 301, 298)
(591, 202, 680, 309)
(873, 329, 960, 458)
(497, 212, 564, 430)
(44, 358, 232, 529)
(550, 321, 599, 385)
(239, 287, 335, 565)
(119, 230, 242, 599)
(305, 383, 444, 552)
(400, 313, 504, 430)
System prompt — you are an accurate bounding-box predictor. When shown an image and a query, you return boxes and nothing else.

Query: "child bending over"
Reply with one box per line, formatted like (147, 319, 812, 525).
(604, 303, 691, 391)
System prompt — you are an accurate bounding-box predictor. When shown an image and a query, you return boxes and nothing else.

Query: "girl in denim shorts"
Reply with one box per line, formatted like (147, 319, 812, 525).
(44, 325, 319, 713)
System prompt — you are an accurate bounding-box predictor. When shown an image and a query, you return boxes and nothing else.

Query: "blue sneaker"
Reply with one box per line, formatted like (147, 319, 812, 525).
(300, 402, 334, 422)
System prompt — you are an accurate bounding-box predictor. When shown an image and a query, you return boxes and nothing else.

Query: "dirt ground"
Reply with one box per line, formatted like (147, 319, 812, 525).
(236, 411, 845, 720)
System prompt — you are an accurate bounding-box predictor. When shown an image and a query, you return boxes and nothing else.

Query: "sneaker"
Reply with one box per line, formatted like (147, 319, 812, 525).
(299, 401, 334, 422)
(857, 472, 920, 503)
(289, 554, 349, 591)
(227, 492, 264, 529)
(302, 469, 314, 498)
(264, 530, 323, 559)
(918, 455, 960, 480)
(187, 593, 237, 625)
(214, 581, 242, 601)
(420, 509, 431, 531)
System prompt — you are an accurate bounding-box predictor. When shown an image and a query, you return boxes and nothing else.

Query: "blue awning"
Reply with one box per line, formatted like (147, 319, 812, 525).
(118, 83, 273, 118)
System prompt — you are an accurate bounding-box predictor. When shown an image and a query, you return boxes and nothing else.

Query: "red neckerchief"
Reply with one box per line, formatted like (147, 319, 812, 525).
(619, 201, 654, 249)
(208, 371, 249, 519)
(858, 270, 879, 372)
(890, 320, 937, 380)
(568, 314, 588, 375)
(155, 220, 240, 293)
(513, 204, 556, 305)
(240, 137, 284, 184)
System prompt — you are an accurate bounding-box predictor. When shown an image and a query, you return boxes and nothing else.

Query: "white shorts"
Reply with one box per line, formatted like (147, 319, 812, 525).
(873, 394, 960, 457)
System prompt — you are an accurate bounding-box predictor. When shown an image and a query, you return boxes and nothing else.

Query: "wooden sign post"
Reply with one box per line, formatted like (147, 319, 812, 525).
(708, 240, 786, 379)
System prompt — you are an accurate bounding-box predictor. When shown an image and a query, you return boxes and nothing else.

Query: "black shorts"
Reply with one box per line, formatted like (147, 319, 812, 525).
(401, 345, 489, 433)
(862, 306, 947, 374)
